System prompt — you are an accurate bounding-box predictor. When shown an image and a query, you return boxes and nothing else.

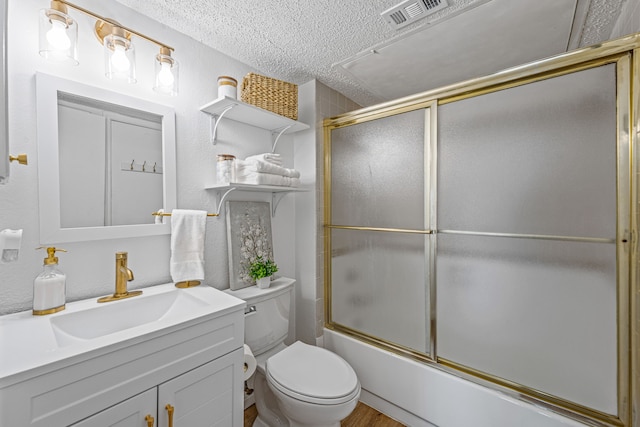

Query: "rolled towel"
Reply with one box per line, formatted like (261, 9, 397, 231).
(236, 159, 300, 178)
(245, 153, 283, 166)
(170, 209, 207, 283)
(237, 172, 299, 187)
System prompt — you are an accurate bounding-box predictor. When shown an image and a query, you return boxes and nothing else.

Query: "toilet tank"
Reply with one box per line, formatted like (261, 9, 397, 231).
(224, 278, 294, 356)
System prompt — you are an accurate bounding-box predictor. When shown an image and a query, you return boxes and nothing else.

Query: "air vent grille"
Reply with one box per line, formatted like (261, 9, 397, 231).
(405, 2, 423, 18)
(389, 10, 407, 25)
(381, 0, 448, 30)
(422, 0, 442, 10)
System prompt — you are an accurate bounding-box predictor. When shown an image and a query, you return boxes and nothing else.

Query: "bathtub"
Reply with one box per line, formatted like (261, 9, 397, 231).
(323, 329, 591, 427)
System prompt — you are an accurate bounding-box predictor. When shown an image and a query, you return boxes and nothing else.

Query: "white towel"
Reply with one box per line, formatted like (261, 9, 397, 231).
(236, 159, 300, 178)
(245, 153, 283, 166)
(170, 209, 207, 283)
(237, 172, 300, 187)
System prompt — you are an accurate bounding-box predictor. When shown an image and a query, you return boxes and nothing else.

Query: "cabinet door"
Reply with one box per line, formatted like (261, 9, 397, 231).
(71, 388, 156, 427)
(158, 348, 244, 427)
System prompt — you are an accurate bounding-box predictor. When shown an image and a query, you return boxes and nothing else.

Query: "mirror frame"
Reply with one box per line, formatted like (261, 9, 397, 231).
(35, 72, 177, 243)
(0, 0, 8, 184)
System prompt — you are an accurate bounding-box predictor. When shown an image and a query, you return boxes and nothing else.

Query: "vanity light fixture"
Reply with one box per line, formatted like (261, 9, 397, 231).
(95, 20, 136, 84)
(38, 0, 178, 95)
(38, 0, 78, 65)
(154, 47, 179, 96)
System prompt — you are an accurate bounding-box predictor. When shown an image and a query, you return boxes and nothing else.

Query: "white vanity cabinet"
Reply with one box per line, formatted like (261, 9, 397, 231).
(0, 284, 246, 427)
(71, 388, 157, 427)
(72, 348, 243, 427)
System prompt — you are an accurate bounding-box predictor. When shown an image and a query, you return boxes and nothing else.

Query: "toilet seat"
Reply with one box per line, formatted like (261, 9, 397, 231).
(266, 341, 360, 405)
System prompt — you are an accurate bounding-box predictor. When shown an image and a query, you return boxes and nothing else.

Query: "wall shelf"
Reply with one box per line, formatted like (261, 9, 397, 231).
(205, 183, 306, 216)
(200, 96, 309, 145)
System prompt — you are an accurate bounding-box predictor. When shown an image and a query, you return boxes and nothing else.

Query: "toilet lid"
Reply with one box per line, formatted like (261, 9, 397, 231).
(266, 341, 360, 405)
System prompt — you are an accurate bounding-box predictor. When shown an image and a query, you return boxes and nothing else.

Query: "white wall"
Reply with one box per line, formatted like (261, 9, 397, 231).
(294, 80, 361, 345)
(0, 0, 296, 315)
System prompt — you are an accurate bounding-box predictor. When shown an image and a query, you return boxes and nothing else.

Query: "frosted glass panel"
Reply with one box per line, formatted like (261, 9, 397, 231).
(437, 233, 617, 414)
(331, 110, 425, 229)
(331, 228, 429, 353)
(438, 64, 617, 237)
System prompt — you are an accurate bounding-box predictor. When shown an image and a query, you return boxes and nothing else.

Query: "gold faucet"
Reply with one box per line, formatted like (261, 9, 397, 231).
(97, 252, 142, 303)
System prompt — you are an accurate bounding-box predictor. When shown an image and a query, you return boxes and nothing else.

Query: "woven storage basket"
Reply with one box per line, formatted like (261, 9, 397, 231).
(241, 73, 298, 120)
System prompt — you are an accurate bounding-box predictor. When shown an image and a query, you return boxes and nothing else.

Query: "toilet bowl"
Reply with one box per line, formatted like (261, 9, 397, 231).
(226, 279, 361, 427)
(266, 341, 361, 427)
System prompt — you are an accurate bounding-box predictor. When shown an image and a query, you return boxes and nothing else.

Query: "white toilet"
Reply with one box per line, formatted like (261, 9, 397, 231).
(229, 279, 361, 427)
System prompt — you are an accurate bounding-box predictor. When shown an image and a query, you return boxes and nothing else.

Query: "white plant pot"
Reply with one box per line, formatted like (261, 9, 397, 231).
(256, 277, 270, 289)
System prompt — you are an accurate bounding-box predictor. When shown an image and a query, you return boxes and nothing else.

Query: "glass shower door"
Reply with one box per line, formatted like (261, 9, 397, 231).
(436, 63, 619, 414)
(328, 108, 431, 355)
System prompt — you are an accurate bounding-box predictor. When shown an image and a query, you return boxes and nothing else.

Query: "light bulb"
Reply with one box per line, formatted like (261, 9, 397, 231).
(46, 20, 71, 51)
(110, 45, 130, 73)
(157, 62, 175, 87)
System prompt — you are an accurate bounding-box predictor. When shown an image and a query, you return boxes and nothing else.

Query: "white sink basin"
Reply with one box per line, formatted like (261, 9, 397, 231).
(50, 290, 208, 346)
(0, 283, 245, 382)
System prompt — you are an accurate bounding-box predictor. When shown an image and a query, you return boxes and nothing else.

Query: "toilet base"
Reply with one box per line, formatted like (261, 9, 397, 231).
(252, 370, 289, 427)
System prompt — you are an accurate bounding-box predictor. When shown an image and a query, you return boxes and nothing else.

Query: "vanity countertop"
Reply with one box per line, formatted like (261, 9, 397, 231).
(0, 283, 245, 386)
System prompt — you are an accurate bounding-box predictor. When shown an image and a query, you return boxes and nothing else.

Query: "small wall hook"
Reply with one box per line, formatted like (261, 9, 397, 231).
(142, 161, 147, 172)
(9, 154, 28, 165)
(130, 159, 135, 170)
(153, 162, 157, 173)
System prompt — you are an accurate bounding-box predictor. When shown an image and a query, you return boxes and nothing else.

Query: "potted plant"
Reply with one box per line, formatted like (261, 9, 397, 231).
(249, 256, 278, 289)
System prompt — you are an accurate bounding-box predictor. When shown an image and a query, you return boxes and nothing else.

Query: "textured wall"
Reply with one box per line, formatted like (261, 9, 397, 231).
(0, 0, 296, 315)
(609, 0, 640, 38)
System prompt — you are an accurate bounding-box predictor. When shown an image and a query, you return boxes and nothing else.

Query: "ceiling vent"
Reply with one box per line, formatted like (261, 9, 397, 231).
(381, 0, 449, 30)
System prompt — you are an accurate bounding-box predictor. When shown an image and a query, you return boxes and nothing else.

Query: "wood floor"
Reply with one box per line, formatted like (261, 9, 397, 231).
(244, 402, 405, 427)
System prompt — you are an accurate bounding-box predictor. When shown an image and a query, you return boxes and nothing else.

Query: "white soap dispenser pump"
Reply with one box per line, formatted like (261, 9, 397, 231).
(33, 246, 67, 315)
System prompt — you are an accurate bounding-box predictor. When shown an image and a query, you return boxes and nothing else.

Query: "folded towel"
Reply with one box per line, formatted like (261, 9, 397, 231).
(236, 159, 301, 179)
(237, 172, 300, 187)
(245, 153, 283, 166)
(170, 209, 207, 283)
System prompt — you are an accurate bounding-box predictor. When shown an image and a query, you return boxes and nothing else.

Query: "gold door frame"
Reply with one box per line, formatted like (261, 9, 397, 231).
(324, 33, 640, 427)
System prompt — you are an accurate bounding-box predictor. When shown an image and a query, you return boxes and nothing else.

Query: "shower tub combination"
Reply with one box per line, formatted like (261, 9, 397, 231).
(322, 34, 639, 427)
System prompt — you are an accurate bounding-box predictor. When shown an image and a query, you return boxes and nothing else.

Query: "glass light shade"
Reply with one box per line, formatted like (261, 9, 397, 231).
(38, 8, 78, 65)
(104, 34, 136, 83)
(153, 53, 179, 96)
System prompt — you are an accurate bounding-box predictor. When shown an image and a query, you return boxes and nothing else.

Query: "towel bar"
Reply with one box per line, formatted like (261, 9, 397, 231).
(152, 212, 219, 217)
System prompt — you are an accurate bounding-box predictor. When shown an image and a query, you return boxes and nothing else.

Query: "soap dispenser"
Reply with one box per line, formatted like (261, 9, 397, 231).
(33, 247, 67, 315)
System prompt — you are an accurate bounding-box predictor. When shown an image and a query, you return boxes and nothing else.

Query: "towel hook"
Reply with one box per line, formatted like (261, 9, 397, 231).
(130, 159, 135, 170)
(142, 161, 147, 172)
(153, 162, 157, 173)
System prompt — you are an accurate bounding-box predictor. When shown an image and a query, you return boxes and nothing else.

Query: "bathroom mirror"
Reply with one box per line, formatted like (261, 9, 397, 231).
(0, 0, 8, 184)
(36, 73, 177, 243)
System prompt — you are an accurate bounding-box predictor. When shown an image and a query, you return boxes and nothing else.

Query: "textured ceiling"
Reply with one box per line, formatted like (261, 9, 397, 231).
(115, 0, 625, 106)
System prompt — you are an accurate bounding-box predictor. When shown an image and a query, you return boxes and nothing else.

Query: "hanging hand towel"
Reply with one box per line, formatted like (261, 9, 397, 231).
(170, 209, 207, 283)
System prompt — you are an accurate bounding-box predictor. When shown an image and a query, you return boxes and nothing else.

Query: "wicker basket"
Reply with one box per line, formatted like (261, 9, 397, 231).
(241, 73, 298, 121)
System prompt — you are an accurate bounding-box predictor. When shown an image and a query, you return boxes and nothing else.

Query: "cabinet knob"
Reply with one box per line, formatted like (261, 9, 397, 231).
(165, 403, 174, 427)
(145, 414, 155, 427)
